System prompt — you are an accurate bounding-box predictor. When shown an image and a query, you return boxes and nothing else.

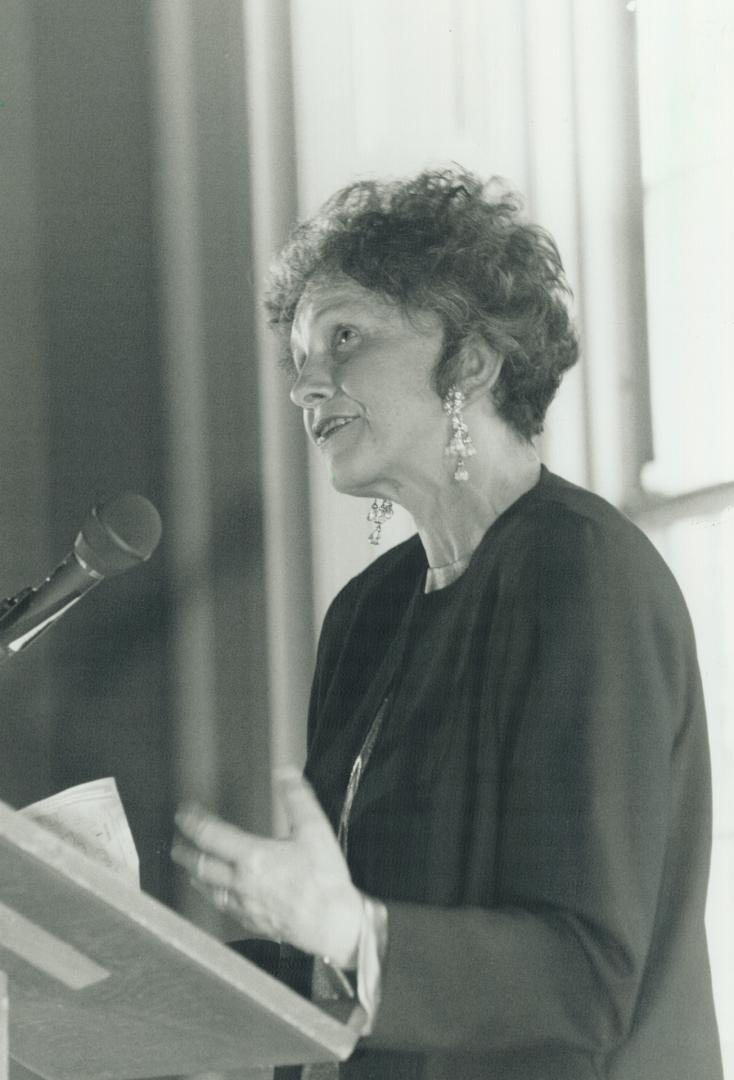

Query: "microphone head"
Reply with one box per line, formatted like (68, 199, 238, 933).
(73, 493, 163, 578)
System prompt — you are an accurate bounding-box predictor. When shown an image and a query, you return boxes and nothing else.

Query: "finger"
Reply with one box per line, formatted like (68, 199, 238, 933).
(170, 840, 235, 888)
(187, 877, 242, 919)
(175, 803, 261, 863)
(187, 875, 229, 907)
(186, 873, 281, 942)
(275, 767, 335, 841)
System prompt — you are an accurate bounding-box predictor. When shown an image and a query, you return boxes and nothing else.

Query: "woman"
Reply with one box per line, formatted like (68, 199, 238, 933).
(173, 170, 723, 1079)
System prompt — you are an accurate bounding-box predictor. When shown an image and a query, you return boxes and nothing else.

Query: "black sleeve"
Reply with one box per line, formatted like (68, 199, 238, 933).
(369, 512, 688, 1056)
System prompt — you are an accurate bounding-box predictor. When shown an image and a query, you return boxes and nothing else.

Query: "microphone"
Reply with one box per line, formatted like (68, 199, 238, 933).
(0, 492, 162, 663)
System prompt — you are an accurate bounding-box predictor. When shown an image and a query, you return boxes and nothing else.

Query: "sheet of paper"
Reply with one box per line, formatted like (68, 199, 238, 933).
(20, 777, 140, 888)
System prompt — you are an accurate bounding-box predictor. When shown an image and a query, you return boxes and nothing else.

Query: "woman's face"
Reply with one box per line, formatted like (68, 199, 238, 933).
(289, 275, 447, 499)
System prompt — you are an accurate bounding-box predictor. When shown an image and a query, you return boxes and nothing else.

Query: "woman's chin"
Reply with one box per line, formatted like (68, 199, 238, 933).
(327, 461, 384, 499)
(330, 473, 376, 498)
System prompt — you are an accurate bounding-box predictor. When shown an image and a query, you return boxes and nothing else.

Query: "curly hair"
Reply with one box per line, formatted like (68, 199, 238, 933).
(264, 168, 579, 439)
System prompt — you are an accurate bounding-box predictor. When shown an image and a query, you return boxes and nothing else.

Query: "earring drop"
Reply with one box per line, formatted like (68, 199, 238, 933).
(443, 385, 476, 482)
(367, 499, 393, 545)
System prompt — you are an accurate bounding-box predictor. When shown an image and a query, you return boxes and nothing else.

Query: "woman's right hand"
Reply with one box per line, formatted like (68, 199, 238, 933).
(171, 768, 364, 968)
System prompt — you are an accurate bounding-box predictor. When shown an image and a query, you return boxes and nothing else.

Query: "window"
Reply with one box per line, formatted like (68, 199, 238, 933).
(633, 0, 734, 1065)
(636, 0, 734, 495)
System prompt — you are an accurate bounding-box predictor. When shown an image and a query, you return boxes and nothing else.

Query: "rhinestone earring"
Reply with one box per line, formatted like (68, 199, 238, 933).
(443, 386, 476, 482)
(367, 499, 393, 545)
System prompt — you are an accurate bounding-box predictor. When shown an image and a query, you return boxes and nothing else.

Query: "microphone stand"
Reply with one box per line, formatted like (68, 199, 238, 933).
(0, 572, 99, 665)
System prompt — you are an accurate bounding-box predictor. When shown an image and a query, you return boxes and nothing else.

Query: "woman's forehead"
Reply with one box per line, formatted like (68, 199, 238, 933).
(293, 274, 390, 324)
(291, 274, 440, 339)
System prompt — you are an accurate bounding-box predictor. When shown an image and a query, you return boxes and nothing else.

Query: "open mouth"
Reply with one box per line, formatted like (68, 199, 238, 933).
(314, 417, 357, 446)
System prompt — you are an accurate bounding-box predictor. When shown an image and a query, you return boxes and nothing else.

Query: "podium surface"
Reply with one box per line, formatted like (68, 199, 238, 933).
(0, 800, 359, 1080)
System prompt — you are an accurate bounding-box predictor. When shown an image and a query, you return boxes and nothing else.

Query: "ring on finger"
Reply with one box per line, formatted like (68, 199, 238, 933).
(214, 886, 231, 910)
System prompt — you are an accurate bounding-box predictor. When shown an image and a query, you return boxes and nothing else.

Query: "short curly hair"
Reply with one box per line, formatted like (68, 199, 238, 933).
(264, 168, 579, 439)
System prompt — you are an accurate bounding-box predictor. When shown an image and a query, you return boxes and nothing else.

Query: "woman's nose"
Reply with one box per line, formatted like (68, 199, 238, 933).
(289, 352, 335, 409)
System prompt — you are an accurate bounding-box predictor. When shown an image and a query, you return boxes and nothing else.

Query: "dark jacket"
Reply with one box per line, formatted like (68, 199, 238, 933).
(302, 468, 722, 1080)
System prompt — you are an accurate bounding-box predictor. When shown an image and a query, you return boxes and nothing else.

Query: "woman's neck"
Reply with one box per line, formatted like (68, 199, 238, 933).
(408, 431, 541, 571)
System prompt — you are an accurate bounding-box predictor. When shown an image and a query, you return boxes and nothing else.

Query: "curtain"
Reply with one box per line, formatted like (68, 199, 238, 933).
(150, 0, 310, 923)
(1, 1, 302, 940)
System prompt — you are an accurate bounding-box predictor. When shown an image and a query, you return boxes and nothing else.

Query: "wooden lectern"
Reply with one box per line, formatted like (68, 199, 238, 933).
(0, 800, 359, 1080)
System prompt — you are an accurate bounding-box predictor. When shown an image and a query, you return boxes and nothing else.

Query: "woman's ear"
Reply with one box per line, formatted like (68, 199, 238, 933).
(455, 335, 503, 402)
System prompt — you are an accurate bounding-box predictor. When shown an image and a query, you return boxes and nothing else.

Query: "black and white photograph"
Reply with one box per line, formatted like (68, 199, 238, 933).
(1, 2, 732, 1079)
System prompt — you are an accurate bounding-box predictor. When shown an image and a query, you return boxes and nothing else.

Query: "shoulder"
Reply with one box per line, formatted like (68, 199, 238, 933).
(489, 470, 693, 635)
(318, 533, 424, 644)
(309, 534, 424, 727)
(503, 471, 675, 581)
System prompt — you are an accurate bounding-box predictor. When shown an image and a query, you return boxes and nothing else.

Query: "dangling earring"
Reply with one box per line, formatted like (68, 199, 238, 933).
(367, 499, 393, 545)
(443, 385, 476, 482)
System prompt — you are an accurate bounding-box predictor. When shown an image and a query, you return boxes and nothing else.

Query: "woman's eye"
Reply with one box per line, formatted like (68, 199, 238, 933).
(334, 327, 358, 349)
